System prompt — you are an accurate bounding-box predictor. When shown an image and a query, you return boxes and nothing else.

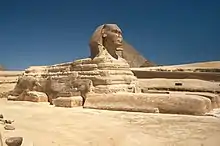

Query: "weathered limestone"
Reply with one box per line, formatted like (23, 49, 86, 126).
(9, 69, 93, 106)
(71, 24, 141, 94)
(53, 96, 83, 107)
(138, 78, 220, 109)
(11, 76, 41, 96)
(131, 69, 220, 82)
(0, 71, 23, 94)
(138, 78, 220, 93)
(71, 54, 139, 94)
(21, 91, 48, 102)
(89, 24, 153, 67)
(8, 90, 48, 102)
(84, 93, 211, 115)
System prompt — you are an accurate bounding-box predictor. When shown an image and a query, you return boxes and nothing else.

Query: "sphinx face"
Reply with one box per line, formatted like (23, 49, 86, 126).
(102, 24, 123, 47)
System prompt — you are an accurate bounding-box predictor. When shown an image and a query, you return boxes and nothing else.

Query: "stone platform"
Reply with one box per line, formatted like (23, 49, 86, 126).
(84, 93, 211, 115)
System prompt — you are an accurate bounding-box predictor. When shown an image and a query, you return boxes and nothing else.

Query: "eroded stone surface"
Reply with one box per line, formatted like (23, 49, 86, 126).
(53, 96, 83, 108)
(20, 91, 48, 102)
(84, 93, 211, 115)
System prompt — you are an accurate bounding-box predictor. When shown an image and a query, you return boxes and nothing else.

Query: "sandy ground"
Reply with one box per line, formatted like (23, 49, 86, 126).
(0, 99, 220, 146)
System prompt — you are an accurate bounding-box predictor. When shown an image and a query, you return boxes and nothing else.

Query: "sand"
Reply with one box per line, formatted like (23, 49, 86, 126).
(0, 99, 220, 146)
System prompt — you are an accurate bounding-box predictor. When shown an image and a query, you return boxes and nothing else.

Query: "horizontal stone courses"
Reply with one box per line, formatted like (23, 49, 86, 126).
(77, 70, 134, 76)
(72, 64, 98, 71)
(138, 79, 220, 93)
(132, 70, 220, 81)
(0, 71, 23, 77)
(0, 81, 17, 84)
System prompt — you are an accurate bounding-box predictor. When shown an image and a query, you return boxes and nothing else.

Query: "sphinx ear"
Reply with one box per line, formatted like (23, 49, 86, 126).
(102, 33, 107, 37)
(101, 29, 107, 38)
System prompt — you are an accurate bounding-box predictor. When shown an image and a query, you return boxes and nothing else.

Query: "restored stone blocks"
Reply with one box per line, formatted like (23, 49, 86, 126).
(21, 91, 48, 102)
(53, 96, 83, 108)
(84, 93, 212, 115)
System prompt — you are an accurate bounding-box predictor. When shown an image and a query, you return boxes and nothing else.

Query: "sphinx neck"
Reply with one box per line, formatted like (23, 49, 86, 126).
(103, 39, 118, 59)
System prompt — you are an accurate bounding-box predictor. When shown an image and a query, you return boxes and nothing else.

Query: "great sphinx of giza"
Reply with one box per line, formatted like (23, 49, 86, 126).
(70, 24, 214, 115)
(8, 23, 218, 115)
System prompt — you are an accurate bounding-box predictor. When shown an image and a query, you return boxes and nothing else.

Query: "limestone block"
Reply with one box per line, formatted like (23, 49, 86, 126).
(23, 91, 48, 102)
(93, 84, 137, 93)
(53, 96, 83, 108)
(84, 93, 212, 115)
(72, 58, 92, 66)
(98, 70, 134, 76)
(97, 63, 130, 70)
(47, 66, 68, 73)
(77, 71, 100, 76)
(73, 64, 98, 71)
(145, 91, 220, 109)
(138, 79, 220, 93)
(77, 70, 134, 76)
(92, 76, 137, 86)
(185, 92, 220, 109)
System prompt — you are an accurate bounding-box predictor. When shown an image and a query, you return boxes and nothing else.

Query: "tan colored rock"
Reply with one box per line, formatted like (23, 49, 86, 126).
(84, 93, 211, 115)
(22, 91, 48, 102)
(93, 84, 137, 93)
(92, 76, 136, 86)
(53, 96, 83, 108)
(5, 137, 23, 146)
(0, 71, 23, 93)
(138, 78, 220, 93)
(7, 95, 18, 101)
(71, 50, 139, 94)
(73, 64, 98, 71)
(71, 58, 92, 66)
(185, 92, 220, 109)
(131, 69, 220, 82)
(145, 91, 220, 109)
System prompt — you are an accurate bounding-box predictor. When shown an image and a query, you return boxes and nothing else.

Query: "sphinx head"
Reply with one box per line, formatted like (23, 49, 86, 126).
(101, 24, 123, 48)
(89, 24, 123, 59)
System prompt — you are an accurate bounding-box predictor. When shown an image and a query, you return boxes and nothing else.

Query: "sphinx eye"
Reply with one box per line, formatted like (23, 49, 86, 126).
(111, 29, 117, 33)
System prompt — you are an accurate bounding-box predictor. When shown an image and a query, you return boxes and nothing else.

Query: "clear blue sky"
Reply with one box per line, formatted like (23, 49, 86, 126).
(0, 0, 219, 70)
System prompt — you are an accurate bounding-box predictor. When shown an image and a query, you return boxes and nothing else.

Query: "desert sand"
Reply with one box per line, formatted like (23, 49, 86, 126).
(0, 98, 220, 146)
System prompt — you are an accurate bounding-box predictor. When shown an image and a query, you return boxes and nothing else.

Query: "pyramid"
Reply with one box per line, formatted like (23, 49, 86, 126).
(122, 41, 157, 67)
